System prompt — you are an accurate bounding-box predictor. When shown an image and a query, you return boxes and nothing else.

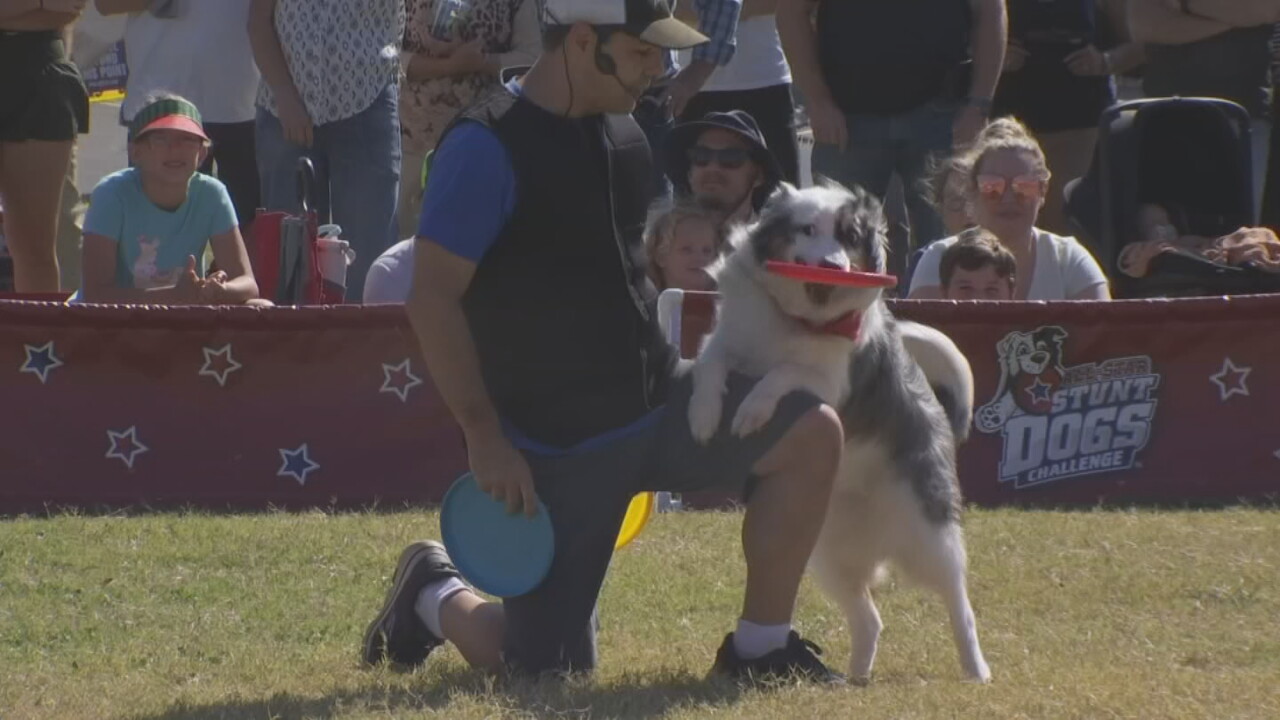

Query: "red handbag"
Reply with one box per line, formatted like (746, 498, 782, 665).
(248, 157, 326, 305)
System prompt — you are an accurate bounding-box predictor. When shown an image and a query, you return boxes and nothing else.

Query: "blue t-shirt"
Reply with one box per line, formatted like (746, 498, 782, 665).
(417, 109, 664, 455)
(84, 168, 238, 289)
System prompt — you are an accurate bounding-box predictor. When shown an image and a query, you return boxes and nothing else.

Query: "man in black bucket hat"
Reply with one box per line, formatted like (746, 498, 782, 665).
(664, 109, 784, 223)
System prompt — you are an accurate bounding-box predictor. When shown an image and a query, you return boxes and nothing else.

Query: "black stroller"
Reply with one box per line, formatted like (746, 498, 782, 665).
(1064, 97, 1280, 298)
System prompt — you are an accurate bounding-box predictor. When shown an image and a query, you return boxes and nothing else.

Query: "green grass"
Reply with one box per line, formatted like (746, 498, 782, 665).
(2, 507, 1278, 719)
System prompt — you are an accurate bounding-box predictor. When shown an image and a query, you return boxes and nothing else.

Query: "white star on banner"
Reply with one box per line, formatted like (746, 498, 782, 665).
(106, 427, 149, 469)
(278, 444, 320, 486)
(379, 358, 423, 403)
(1209, 357, 1251, 402)
(198, 344, 242, 387)
(21, 341, 64, 384)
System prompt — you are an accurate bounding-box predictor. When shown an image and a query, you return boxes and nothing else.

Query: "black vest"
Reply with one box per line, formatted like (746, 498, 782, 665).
(817, 0, 972, 115)
(441, 86, 675, 449)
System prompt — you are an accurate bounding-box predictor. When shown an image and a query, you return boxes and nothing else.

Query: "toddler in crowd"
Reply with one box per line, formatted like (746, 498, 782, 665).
(80, 94, 265, 305)
(644, 200, 725, 292)
(939, 227, 1017, 300)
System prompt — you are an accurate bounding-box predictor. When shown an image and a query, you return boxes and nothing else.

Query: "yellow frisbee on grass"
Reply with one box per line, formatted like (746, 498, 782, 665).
(615, 492, 655, 550)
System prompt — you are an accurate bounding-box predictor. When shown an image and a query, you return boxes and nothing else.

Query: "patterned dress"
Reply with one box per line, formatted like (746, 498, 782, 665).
(256, 0, 405, 126)
(399, 0, 540, 158)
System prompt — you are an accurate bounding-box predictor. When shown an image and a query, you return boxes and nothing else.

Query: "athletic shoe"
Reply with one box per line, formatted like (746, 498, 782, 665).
(710, 630, 846, 686)
(362, 540, 461, 667)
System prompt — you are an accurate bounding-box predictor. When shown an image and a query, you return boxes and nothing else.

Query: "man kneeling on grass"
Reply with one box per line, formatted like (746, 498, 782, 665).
(361, 0, 845, 686)
(79, 94, 266, 306)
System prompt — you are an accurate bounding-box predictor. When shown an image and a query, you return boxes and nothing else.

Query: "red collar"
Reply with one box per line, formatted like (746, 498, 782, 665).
(800, 311, 861, 341)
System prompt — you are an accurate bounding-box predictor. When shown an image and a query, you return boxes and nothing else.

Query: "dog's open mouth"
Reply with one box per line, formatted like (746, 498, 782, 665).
(805, 282, 834, 305)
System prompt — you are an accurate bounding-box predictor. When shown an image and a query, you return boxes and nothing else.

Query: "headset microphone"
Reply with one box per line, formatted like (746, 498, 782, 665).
(594, 37, 647, 100)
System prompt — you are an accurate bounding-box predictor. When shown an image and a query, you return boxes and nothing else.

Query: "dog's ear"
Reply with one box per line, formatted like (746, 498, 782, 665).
(749, 206, 796, 265)
(762, 181, 798, 210)
(835, 189, 889, 273)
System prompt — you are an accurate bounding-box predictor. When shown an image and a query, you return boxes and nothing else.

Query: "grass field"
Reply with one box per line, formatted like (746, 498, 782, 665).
(2, 506, 1278, 719)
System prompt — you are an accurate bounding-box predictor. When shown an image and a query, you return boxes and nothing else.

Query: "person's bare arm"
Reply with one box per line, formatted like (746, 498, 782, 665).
(206, 227, 261, 303)
(956, 0, 1006, 146)
(407, 239, 539, 516)
(1069, 282, 1111, 300)
(1180, 0, 1280, 27)
(0, 0, 39, 20)
(967, 0, 1006, 103)
(247, 0, 313, 146)
(94, 0, 148, 14)
(1127, 0, 1230, 44)
(777, 0, 847, 149)
(777, 0, 827, 112)
(1098, 0, 1146, 73)
(408, 242, 495, 437)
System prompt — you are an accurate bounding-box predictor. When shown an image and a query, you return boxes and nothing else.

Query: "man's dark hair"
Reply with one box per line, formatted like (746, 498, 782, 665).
(939, 227, 1016, 288)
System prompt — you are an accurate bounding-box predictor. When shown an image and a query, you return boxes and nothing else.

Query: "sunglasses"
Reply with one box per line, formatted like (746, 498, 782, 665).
(689, 145, 750, 170)
(976, 174, 1044, 203)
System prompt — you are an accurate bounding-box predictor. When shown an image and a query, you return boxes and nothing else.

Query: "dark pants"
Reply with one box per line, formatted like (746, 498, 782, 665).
(200, 121, 260, 230)
(501, 372, 820, 676)
(812, 99, 956, 276)
(682, 83, 801, 186)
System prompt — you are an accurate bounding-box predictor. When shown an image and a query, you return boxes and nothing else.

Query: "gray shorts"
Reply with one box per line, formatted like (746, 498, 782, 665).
(500, 372, 821, 676)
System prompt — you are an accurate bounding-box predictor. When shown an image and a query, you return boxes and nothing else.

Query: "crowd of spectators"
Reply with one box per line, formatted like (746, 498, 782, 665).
(0, 0, 1278, 302)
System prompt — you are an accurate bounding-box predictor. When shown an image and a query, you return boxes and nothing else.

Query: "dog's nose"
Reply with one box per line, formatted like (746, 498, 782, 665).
(817, 259, 845, 271)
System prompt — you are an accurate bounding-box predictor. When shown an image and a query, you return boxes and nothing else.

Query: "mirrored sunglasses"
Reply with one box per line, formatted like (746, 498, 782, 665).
(976, 174, 1043, 203)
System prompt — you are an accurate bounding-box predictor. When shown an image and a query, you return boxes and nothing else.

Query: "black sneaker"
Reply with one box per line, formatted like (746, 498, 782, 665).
(710, 631, 846, 686)
(362, 540, 462, 667)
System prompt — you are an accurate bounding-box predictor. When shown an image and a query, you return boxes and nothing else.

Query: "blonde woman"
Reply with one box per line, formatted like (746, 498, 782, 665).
(908, 117, 1111, 300)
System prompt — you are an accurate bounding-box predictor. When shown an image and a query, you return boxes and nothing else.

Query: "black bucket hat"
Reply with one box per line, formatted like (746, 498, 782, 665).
(662, 110, 784, 211)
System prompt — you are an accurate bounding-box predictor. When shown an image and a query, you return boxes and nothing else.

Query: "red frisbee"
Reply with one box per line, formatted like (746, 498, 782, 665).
(766, 260, 898, 288)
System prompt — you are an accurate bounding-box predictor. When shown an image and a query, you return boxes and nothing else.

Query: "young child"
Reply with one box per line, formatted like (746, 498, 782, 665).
(80, 94, 265, 305)
(939, 227, 1017, 300)
(644, 200, 725, 292)
(929, 154, 976, 238)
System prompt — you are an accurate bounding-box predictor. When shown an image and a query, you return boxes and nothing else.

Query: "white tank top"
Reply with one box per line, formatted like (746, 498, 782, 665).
(678, 15, 791, 93)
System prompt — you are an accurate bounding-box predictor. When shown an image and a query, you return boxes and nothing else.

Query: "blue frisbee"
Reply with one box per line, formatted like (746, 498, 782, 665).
(440, 472, 554, 598)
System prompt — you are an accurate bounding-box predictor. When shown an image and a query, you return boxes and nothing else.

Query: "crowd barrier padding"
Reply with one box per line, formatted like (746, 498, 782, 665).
(2, 294, 1278, 513)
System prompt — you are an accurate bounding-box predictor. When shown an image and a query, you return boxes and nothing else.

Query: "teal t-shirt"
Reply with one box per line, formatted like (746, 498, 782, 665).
(83, 168, 238, 289)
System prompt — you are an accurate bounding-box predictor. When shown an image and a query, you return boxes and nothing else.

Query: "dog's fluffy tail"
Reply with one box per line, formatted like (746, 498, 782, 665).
(899, 321, 974, 444)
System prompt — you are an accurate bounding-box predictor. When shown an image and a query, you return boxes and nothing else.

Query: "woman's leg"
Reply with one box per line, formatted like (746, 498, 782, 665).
(0, 139, 73, 291)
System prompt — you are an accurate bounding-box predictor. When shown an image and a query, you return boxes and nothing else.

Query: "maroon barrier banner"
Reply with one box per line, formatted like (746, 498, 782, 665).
(0, 302, 467, 512)
(675, 292, 1280, 508)
(1, 295, 1278, 512)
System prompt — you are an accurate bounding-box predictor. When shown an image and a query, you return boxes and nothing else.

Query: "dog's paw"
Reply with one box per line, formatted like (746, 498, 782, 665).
(687, 392, 723, 445)
(731, 388, 779, 438)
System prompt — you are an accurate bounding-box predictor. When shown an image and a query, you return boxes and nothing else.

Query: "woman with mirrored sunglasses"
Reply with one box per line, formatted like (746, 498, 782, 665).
(907, 117, 1111, 300)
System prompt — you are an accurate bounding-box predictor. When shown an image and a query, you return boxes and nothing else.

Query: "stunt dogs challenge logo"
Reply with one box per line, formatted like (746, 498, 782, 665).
(975, 326, 1160, 489)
